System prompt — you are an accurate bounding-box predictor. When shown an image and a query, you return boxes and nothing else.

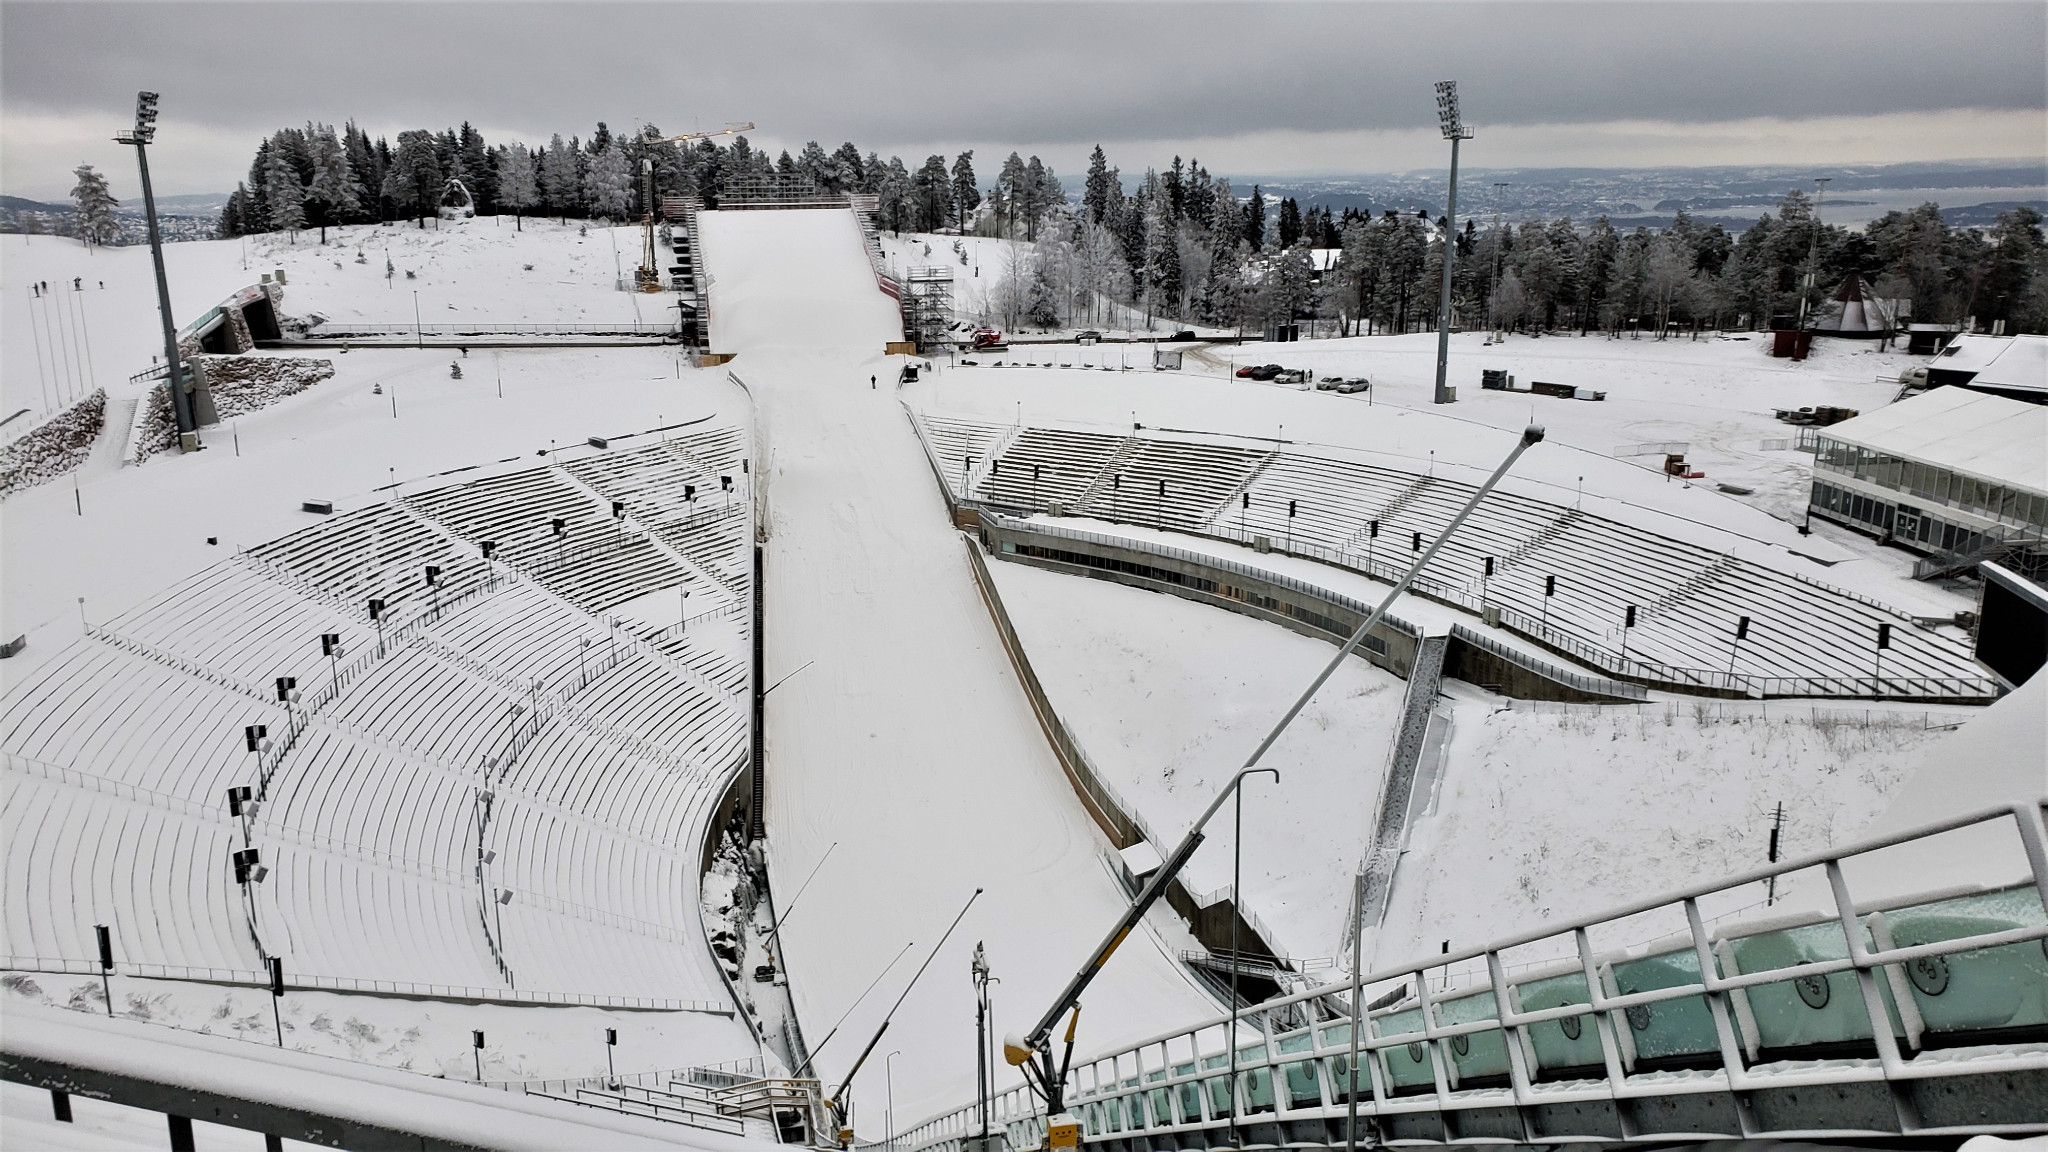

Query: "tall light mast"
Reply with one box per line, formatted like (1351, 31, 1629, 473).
(1431, 81, 1474, 405)
(115, 91, 197, 451)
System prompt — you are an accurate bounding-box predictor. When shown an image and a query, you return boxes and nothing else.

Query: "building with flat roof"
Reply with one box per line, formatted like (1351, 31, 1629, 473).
(1924, 333, 2047, 401)
(1809, 387, 2047, 565)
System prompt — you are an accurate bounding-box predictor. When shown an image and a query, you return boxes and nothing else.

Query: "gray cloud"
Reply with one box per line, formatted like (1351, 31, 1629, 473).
(4, 1, 2044, 197)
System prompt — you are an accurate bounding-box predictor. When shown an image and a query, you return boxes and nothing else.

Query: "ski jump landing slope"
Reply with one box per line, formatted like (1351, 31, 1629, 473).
(695, 210, 1214, 1121)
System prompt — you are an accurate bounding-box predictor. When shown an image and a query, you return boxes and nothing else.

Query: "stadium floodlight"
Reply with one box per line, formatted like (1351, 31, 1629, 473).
(1434, 80, 1471, 141)
(114, 91, 195, 448)
(1431, 80, 1472, 406)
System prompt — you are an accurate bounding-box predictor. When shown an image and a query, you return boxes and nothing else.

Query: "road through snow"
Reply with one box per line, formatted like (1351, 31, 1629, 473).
(697, 209, 1216, 1128)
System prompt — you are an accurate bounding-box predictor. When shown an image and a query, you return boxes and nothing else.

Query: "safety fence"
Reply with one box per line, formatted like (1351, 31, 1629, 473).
(903, 801, 2048, 1149)
(0, 953, 732, 1014)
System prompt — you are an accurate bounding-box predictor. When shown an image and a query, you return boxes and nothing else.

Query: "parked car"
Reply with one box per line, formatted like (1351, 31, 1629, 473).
(1168, 329, 1198, 342)
(1235, 365, 1255, 378)
(972, 327, 1006, 350)
(1315, 377, 1343, 391)
(1248, 364, 1283, 381)
(1336, 378, 1371, 394)
(1076, 330, 1102, 345)
(1274, 369, 1309, 385)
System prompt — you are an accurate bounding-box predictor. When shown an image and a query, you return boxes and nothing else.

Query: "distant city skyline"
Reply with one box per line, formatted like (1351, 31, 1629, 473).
(4, 1, 2044, 202)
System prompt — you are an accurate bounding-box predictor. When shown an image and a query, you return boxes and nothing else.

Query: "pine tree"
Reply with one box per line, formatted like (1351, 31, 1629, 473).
(997, 153, 1026, 238)
(1083, 145, 1112, 226)
(583, 143, 633, 221)
(1277, 197, 1302, 248)
(1244, 186, 1266, 251)
(540, 134, 579, 222)
(342, 122, 381, 221)
(219, 183, 250, 239)
(264, 146, 308, 238)
(69, 164, 120, 247)
(797, 141, 833, 191)
(832, 143, 865, 190)
(913, 155, 953, 233)
(458, 122, 493, 214)
(497, 143, 539, 230)
(305, 124, 360, 243)
(951, 151, 979, 231)
(386, 129, 443, 227)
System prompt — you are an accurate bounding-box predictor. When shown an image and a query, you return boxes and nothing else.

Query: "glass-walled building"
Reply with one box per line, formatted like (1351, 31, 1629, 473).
(1809, 388, 2046, 557)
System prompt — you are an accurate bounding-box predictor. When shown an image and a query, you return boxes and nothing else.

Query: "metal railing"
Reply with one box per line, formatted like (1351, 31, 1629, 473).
(296, 320, 678, 338)
(902, 801, 2048, 1149)
(0, 954, 732, 1014)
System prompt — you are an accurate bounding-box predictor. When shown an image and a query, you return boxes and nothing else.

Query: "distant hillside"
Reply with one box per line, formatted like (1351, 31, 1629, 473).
(0, 193, 225, 244)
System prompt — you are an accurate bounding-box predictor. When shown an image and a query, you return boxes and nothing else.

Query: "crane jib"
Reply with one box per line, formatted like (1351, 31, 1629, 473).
(1093, 926, 1133, 970)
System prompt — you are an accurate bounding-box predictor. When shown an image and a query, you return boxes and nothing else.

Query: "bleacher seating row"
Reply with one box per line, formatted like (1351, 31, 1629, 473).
(2, 436, 754, 1003)
(920, 414, 1989, 693)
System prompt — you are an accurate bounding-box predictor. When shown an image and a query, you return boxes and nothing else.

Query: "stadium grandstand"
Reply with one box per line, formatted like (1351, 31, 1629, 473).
(918, 414, 1996, 700)
(5, 439, 754, 1008)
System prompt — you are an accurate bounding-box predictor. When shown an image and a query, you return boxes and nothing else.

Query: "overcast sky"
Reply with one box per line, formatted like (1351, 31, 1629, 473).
(4, 0, 2044, 201)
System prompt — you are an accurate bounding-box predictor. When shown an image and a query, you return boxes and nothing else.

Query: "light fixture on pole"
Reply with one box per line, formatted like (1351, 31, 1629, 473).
(114, 92, 197, 452)
(1431, 80, 1473, 406)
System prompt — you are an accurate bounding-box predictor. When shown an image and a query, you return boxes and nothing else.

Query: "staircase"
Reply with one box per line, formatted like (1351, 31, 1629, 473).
(1206, 452, 1281, 533)
(525, 1070, 822, 1144)
(1342, 476, 1437, 552)
(1499, 508, 1585, 570)
(1357, 633, 1449, 926)
(1073, 435, 1144, 512)
(662, 196, 710, 348)
(1641, 552, 1738, 618)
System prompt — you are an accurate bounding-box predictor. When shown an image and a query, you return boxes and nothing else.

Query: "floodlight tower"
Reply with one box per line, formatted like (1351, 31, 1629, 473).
(1796, 176, 1831, 329)
(1431, 81, 1473, 405)
(115, 91, 196, 451)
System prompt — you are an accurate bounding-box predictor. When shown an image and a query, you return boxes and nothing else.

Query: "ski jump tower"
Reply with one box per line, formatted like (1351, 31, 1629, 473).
(902, 267, 955, 351)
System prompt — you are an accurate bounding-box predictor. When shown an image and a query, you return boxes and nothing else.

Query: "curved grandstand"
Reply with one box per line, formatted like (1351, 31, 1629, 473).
(916, 414, 1993, 700)
(5, 434, 753, 1009)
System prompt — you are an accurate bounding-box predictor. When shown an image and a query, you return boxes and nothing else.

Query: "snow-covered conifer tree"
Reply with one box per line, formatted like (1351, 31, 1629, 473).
(951, 152, 979, 232)
(496, 143, 539, 231)
(306, 125, 359, 243)
(264, 146, 308, 238)
(582, 144, 633, 221)
(540, 135, 579, 222)
(69, 164, 120, 248)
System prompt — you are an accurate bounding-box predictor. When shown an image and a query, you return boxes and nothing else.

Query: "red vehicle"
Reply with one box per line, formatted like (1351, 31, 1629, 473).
(972, 327, 1006, 350)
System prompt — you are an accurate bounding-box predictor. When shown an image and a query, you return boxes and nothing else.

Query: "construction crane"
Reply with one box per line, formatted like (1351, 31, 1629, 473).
(632, 122, 756, 292)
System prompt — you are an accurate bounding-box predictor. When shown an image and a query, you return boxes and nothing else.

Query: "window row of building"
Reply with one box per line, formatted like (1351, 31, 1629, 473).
(1814, 437, 2048, 534)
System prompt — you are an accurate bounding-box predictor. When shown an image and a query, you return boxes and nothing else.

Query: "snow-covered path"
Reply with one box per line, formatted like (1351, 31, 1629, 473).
(698, 209, 1215, 1126)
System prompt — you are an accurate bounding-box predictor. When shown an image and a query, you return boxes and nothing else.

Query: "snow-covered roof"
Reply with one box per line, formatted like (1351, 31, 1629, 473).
(1933, 333, 2048, 393)
(1822, 387, 2048, 496)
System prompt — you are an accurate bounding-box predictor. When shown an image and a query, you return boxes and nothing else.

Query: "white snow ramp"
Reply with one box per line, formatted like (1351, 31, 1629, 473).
(697, 208, 1212, 1122)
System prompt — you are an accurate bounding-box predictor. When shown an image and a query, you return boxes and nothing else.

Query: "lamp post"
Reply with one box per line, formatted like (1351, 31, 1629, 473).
(1227, 766, 1280, 1149)
(885, 1050, 901, 1152)
(114, 92, 196, 451)
(1431, 80, 1473, 406)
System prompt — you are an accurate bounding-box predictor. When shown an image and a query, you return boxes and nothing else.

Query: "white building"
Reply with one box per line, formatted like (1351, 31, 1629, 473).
(1809, 387, 2047, 557)
(1924, 332, 2048, 401)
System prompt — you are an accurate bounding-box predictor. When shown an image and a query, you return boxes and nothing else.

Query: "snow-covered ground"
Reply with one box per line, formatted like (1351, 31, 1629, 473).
(1374, 686, 1952, 968)
(990, 559, 1405, 958)
(699, 208, 1218, 1127)
(2, 220, 671, 436)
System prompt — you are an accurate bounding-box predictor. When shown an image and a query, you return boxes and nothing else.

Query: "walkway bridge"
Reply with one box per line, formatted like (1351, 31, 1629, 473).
(904, 801, 2048, 1148)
